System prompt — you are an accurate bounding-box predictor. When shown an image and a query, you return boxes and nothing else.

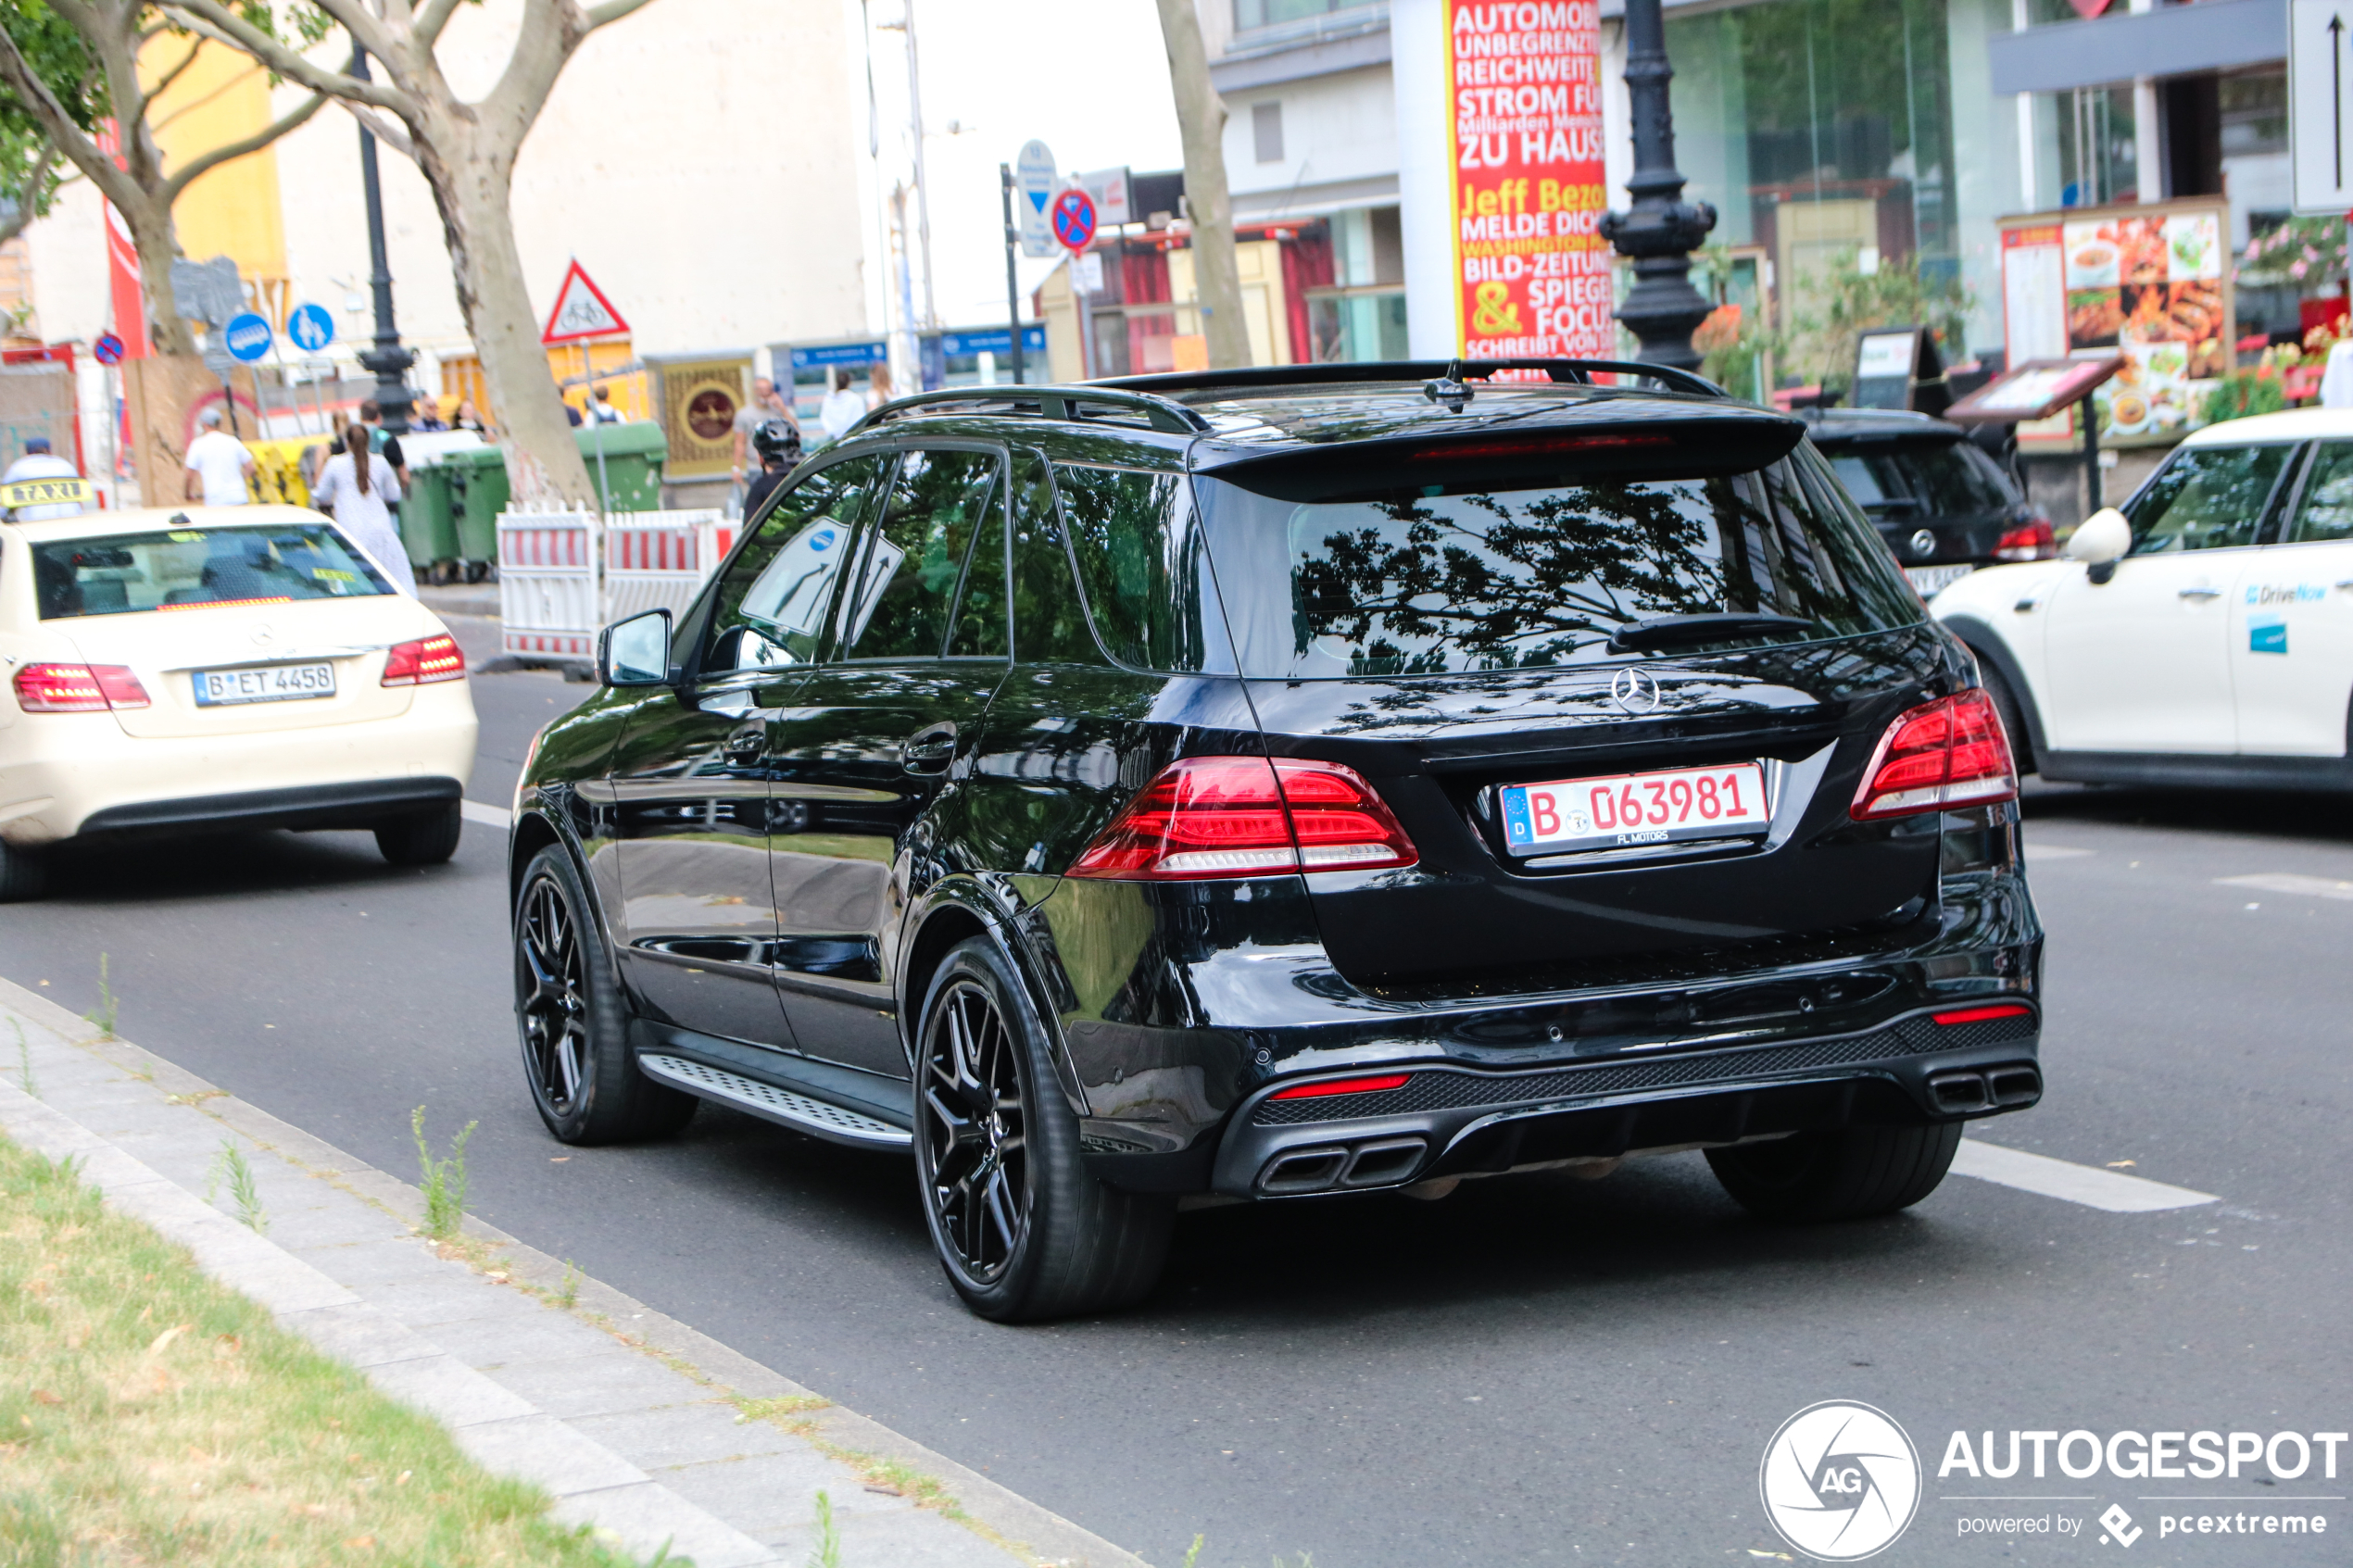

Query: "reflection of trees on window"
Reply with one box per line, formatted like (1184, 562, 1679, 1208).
(1290, 480, 1752, 674)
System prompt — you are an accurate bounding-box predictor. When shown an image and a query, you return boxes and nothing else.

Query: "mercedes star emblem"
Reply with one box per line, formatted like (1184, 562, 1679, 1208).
(250, 624, 276, 646)
(1908, 529, 1937, 560)
(1611, 667, 1663, 714)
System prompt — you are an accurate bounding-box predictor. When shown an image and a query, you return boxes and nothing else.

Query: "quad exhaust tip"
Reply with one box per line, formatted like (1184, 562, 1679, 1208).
(1928, 1062, 2042, 1114)
(1259, 1136, 1428, 1196)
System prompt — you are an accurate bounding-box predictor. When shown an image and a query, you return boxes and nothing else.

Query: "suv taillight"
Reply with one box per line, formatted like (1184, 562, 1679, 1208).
(1852, 690, 2017, 820)
(1068, 757, 1418, 880)
(382, 634, 465, 686)
(13, 662, 149, 712)
(1994, 514, 2057, 561)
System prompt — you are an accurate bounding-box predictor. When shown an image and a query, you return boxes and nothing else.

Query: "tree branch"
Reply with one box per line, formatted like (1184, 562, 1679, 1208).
(0, 20, 139, 213)
(140, 38, 210, 128)
(415, 0, 467, 46)
(164, 88, 326, 200)
(156, 1, 403, 110)
(585, 0, 660, 26)
(295, 0, 400, 72)
(0, 139, 62, 249)
(332, 97, 415, 162)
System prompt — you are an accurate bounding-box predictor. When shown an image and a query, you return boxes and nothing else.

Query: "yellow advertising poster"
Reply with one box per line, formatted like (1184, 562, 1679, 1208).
(657, 359, 749, 479)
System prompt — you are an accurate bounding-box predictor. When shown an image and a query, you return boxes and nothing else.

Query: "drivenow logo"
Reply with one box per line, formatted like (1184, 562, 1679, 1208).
(1761, 1401, 1923, 1561)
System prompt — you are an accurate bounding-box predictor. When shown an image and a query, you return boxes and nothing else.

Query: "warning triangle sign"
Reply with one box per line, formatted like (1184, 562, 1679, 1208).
(541, 259, 631, 345)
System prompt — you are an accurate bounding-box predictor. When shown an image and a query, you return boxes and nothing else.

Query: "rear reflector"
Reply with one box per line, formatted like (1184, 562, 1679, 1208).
(382, 634, 466, 686)
(1268, 1073, 1413, 1101)
(14, 662, 149, 712)
(1067, 756, 1417, 880)
(1851, 688, 2018, 820)
(1931, 1003, 2033, 1026)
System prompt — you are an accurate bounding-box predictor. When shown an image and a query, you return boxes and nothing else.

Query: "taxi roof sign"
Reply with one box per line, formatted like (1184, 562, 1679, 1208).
(1, 476, 91, 511)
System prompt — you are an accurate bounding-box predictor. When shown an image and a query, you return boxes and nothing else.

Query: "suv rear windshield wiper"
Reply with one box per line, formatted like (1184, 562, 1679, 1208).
(1607, 612, 1814, 655)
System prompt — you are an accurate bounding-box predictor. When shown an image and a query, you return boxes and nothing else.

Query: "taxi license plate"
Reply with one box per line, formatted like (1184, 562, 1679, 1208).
(1905, 563, 1974, 596)
(1501, 761, 1769, 857)
(193, 661, 336, 707)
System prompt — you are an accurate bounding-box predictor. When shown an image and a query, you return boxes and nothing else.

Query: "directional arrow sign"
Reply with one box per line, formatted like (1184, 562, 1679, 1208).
(1015, 139, 1058, 258)
(2291, 0, 2353, 211)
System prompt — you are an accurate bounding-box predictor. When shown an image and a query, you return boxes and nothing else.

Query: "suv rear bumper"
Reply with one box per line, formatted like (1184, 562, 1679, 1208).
(1202, 1006, 2037, 1198)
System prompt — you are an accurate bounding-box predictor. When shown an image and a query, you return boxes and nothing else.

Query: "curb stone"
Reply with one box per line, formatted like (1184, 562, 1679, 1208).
(0, 975, 1145, 1568)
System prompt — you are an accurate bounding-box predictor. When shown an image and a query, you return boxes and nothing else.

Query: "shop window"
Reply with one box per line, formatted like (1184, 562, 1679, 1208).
(1254, 102, 1285, 165)
(1235, 0, 1379, 31)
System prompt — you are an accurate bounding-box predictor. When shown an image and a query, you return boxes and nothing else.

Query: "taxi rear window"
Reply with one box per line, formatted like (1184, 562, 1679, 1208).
(31, 522, 394, 620)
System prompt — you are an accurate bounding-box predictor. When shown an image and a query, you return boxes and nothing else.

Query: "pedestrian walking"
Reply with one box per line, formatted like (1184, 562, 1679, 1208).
(818, 368, 865, 441)
(589, 384, 624, 423)
(866, 362, 894, 408)
(308, 436, 414, 596)
(452, 398, 494, 438)
(356, 400, 409, 491)
(2, 436, 85, 520)
(732, 376, 796, 510)
(182, 407, 256, 506)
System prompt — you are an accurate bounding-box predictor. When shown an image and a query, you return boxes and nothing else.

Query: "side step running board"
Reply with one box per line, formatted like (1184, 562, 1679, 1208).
(637, 1055, 912, 1151)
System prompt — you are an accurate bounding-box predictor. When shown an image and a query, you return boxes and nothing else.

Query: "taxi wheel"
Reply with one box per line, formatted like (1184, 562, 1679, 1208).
(514, 846, 697, 1144)
(376, 802, 462, 866)
(0, 841, 47, 901)
(1705, 1123, 1961, 1223)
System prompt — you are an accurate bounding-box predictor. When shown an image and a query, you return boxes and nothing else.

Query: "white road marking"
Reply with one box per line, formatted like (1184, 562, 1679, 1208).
(1952, 1138, 2220, 1212)
(2217, 872, 2353, 902)
(2023, 844, 2095, 861)
(459, 800, 513, 830)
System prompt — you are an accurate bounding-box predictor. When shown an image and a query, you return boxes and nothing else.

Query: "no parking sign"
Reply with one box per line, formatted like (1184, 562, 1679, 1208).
(1051, 188, 1097, 253)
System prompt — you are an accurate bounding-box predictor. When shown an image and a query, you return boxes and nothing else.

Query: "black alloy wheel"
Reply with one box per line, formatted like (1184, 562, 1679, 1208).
(512, 845, 697, 1144)
(921, 977, 1030, 1285)
(912, 936, 1173, 1322)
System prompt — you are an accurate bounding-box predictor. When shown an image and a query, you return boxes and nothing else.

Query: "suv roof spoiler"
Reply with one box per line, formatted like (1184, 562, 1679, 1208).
(850, 359, 1729, 442)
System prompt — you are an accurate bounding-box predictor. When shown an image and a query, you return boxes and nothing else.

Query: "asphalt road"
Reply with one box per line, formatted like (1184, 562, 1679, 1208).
(9, 653, 2353, 1566)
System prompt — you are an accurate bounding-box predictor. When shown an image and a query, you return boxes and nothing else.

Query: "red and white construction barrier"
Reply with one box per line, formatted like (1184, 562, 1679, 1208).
(496, 508, 733, 663)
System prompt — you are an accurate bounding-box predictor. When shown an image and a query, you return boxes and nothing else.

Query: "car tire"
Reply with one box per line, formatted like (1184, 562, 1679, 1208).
(0, 840, 48, 901)
(513, 845, 698, 1144)
(1705, 1123, 1962, 1223)
(913, 935, 1173, 1323)
(1979, 664, 2035, 777)
(376, 801, 463, 866)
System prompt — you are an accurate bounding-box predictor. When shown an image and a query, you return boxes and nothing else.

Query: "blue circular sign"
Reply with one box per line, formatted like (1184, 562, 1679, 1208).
(224, 311, 273, 363)
(287, 301, 334, 354)
(1051, 188, 1097, 252)
(92, 332, 124, 366)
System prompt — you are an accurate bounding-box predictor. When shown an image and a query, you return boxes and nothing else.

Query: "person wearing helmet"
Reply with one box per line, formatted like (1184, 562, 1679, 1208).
(741, 419, 801, 521)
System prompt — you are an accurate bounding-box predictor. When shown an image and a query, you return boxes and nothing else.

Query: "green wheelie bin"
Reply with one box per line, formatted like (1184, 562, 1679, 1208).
(447, 445, 511, 582)
(397, 461, 461, 583)
(575, 420, 666, 512)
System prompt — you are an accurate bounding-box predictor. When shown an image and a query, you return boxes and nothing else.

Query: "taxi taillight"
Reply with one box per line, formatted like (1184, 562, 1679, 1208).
(13, 662, 149, 712)
(382, 634, 465, 686)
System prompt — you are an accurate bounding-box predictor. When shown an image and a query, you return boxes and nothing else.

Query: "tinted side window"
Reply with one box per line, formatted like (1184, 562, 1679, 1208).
(1051, 464, 1232, 672)
(1009, 454, 1101, 663)
(837, 448, 1000, 661)
(2127, 445, 2288, 554)
(2286, 443, 2353, 543)
(704, 454, 888, 674)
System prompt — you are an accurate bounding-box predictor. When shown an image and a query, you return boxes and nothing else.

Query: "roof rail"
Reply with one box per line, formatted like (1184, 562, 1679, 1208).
(1099, 358, 1728, 400)
(849, 385, 1211, 437)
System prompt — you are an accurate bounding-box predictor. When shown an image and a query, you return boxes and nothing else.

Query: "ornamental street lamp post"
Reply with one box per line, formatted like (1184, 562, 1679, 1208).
(1600, 0, 1718, 372)
(353, 48, 416, 435)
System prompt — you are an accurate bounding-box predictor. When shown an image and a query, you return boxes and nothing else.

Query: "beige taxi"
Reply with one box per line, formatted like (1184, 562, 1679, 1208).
(0, 494, 478, 898)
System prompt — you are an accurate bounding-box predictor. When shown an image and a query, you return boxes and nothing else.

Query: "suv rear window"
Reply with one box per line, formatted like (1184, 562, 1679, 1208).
(31, 522, 395, 620)
(1827, 439, 2015, 516)
(1193, 452, 1921, 679)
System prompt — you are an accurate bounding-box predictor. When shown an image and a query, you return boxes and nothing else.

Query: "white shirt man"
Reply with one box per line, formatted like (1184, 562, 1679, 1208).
(817, 370, 866, 441)
(3, 439, 83, 520)
(183, 410, 256, 506)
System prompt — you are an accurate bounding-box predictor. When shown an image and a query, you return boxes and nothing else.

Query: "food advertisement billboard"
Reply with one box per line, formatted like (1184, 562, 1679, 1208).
(1999, 200, 2233, 450)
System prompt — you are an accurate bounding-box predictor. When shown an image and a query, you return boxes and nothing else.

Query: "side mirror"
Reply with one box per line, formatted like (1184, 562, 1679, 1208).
(2065, 508, 2132, 583)
(598, 608, 673, 687)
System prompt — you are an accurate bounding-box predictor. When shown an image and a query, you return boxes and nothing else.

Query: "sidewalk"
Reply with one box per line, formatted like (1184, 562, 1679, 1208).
(0, 977, 1141, 1568)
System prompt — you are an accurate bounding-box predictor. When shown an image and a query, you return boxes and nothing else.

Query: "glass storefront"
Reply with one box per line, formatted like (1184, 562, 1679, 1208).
(1305, 207, 1409, 362)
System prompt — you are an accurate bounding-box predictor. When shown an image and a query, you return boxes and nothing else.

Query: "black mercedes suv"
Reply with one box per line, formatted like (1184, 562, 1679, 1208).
(507, 360, 2045, 1322)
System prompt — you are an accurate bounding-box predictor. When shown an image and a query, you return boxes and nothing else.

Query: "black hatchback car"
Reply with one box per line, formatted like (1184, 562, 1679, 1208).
(1805, 408, 2055, 596)
(508, 360, 2045, 1322)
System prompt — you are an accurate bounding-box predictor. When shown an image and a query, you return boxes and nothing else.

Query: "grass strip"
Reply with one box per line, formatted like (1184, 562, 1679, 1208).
(0, 1131, 644, 1567)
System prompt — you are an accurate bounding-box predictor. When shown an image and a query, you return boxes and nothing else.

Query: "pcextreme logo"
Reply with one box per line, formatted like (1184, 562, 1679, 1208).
(1760, 1401, 1923, 1561)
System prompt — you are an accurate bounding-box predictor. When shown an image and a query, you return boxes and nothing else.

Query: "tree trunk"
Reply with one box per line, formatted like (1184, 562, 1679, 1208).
(421, 135, 595, 509)
(118, 189, 195, 358)
(1154, 0, 1252, 370)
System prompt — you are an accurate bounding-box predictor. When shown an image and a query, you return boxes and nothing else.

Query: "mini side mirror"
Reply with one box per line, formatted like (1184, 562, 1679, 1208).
(2065, 508, 2132, 581)
(598, 608, 673, 687)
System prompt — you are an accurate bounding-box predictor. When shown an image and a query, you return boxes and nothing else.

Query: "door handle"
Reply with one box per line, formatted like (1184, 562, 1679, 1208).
(902, 721, 958, 773)
(2177, 586, 2221, 600)
(723, 725, 765, 762)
